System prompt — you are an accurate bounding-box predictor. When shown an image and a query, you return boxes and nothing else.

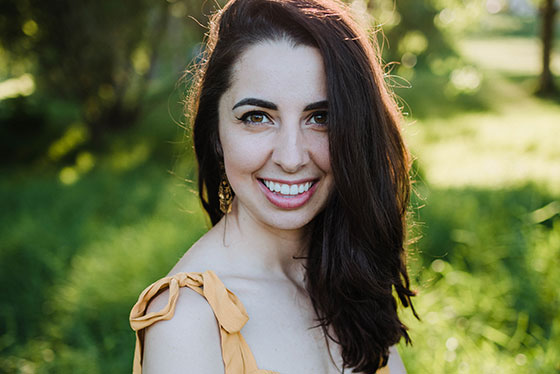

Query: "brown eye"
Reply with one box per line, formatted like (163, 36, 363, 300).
(309, 111, 328, 125)
(239, 111, 271, 125)
(248, 113, 265, 122)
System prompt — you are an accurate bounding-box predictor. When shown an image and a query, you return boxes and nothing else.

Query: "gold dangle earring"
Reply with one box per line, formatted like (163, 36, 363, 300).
(218, 163, 233, 214)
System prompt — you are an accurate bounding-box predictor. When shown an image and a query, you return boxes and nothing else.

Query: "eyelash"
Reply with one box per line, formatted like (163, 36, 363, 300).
(309, 111, 328, 126)
(236, 111, 271, 125)
(236, 111, 328, 127)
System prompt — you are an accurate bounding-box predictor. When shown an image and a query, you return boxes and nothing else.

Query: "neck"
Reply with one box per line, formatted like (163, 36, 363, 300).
(214, 200, 311, 287)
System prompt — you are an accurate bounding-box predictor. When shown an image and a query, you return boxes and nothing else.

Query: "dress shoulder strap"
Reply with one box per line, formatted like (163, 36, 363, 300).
(129, 271, 389, 374)
(129, 270, 277, 374)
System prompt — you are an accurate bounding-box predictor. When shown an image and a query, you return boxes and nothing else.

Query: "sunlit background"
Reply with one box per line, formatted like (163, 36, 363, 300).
(0, 0, 559, 373)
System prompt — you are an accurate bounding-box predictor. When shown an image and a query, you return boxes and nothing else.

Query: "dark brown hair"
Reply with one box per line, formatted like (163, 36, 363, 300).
(188, 0, 416, 372)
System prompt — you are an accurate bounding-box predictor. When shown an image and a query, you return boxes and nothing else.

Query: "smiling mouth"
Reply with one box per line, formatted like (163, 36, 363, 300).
(259, 179, 316, 197)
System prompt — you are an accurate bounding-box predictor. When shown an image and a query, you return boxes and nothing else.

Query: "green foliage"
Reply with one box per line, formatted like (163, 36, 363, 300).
(400, 186, 560, 373)
(1, 0, 162, 128)
(367, 0, 487, 77)
(0, 160, 206, 373)
(0, 0, 204, 156)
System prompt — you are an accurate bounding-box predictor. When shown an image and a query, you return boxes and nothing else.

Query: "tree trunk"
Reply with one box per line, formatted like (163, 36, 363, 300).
(538, 0, 558, 95)
(87, 2, 170, 145)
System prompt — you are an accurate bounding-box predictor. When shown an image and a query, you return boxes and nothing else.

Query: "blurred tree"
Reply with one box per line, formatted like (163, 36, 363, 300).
(537, 0, 558, 95)
(367, 0, 457, 67)
(0, 0, 172, 143)
(365, 0, 486, 82)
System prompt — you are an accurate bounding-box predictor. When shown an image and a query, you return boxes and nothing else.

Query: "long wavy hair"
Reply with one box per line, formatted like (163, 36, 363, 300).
(188, 0, 417, 372)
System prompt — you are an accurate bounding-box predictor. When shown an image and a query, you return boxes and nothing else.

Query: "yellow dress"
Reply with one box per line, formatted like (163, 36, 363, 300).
(129, 270, 390, 374)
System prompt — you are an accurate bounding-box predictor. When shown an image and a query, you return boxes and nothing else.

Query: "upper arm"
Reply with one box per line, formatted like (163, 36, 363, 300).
(387, 345, 407, 374)
(142, 287, 225, 374)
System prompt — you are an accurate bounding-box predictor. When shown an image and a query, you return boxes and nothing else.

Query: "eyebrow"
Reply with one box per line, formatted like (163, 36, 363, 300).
(303, 100, 328, 111)
(232, 98, 328, 112)
(232, 98, 277, 110)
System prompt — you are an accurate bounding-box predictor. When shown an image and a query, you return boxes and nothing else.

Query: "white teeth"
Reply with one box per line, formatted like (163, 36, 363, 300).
(288, 185, 297, 195)
(262, 179, 314, 196)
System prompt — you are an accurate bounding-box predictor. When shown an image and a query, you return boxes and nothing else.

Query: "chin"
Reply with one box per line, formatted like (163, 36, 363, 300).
(260, 211, 319, 231)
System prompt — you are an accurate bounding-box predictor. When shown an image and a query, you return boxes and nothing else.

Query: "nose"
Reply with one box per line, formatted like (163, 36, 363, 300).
(271, 120, 309, 173)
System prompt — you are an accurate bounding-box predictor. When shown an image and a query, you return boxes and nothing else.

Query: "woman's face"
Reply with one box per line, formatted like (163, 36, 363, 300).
(218, 39, 333, 231)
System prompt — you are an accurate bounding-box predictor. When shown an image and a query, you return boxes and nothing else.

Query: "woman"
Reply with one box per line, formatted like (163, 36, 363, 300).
(130, 0, 416, 373)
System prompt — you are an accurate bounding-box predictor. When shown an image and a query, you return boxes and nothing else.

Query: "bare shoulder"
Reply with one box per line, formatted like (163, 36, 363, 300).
(141, 285, 224, 374)
(387, 345, 407, 374)
(169, 225, 229, 275)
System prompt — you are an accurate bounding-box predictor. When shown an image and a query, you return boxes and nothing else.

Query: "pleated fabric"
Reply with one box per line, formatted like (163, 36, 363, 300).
(129, 270, 390, 374)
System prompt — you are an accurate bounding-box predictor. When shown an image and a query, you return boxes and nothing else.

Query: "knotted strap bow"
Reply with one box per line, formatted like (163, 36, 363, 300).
(130, 270, 276, 374)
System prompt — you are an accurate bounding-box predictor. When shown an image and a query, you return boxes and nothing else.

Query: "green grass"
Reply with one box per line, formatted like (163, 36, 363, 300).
(394, 35, 560, 373)
(399, 185, 559, 373)
(1, 34, 559, 373)
(459, 37, 560, 76)
(397, 36, 560, 193)
(0, 160, 207, 373)
(404, 91, 560, 192)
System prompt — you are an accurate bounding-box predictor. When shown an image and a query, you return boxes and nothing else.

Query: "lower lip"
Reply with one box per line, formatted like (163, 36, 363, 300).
(258, 180, 318, 209)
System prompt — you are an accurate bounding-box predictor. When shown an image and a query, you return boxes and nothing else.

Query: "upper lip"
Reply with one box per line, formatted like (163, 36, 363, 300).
(258, 177, 318, 185)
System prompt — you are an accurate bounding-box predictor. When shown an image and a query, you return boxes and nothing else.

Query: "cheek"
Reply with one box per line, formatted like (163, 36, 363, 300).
(220, 130, 269, 185)
(310, 133, 332, 174)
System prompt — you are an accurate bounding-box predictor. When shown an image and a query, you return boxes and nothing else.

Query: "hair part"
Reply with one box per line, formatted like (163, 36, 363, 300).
(187, 0, 417, 372)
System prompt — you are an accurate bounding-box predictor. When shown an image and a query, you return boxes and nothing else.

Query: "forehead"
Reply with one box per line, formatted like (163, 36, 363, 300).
(227, 40, 327, 106)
